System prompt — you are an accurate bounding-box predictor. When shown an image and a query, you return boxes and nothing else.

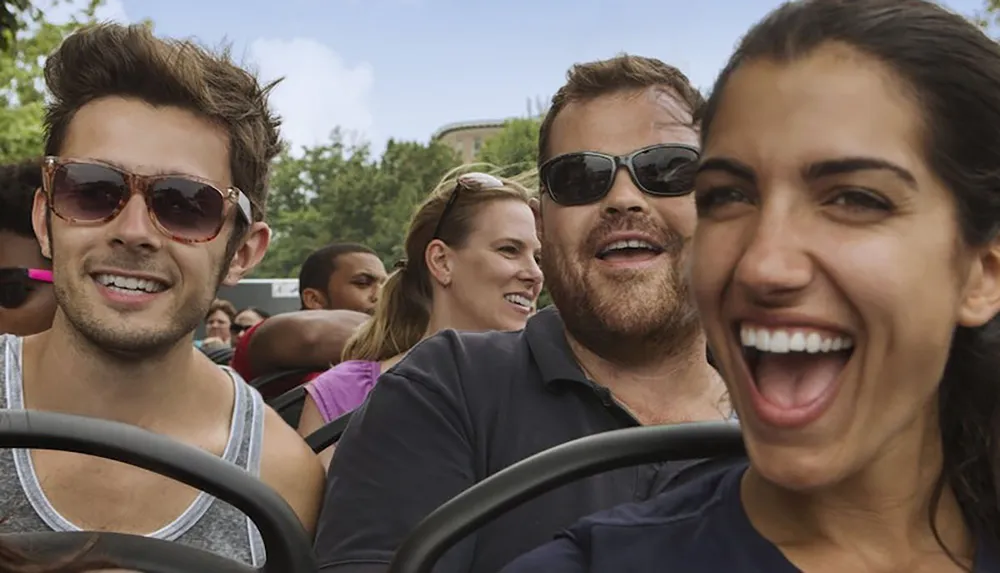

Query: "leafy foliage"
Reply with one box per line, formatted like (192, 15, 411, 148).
(0, 0, 104, 163)
(254, 130, 462, 278)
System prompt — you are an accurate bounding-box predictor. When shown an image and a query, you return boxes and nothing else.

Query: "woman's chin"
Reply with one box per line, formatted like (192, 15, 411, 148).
(747, 442, 851, 493)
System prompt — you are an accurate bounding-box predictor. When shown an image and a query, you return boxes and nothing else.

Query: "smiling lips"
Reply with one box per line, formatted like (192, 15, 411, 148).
(505, 293, 534, 314)
(738, 323, 854, 428)
(596, 238, 664, 262)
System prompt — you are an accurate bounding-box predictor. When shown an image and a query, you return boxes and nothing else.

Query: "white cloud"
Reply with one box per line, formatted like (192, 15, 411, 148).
(249, 38, 375, 154)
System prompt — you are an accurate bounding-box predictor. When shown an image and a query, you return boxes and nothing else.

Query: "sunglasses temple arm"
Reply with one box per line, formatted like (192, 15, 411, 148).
(27, 269, 53, 283)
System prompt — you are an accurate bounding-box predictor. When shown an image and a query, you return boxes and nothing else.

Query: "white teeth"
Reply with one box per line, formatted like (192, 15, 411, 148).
(94, 273, 166, 294)
(600, 239, 658, 255)
(504, 294, 531, 308)
(740, 324, 853, 354)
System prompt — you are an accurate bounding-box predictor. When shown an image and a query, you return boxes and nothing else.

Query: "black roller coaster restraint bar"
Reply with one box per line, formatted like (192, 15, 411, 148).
(268, 385, 306, 413)
(0, 410, 317, 573)
(206, 346, 235, 365)
(305, 408, 355, 453)
(250, 368, 314, 394)
(10, 531, 252, 573)
(387, 421, 746, 573)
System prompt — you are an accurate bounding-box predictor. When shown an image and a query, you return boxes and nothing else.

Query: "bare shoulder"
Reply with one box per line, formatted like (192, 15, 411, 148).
(259, 405, 325, 535)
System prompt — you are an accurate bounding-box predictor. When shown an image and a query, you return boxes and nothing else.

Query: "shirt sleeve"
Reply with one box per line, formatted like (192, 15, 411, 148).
(229, 321, 263, 381)
(498, 537, 588, 573)
(314, 335, 477, 573)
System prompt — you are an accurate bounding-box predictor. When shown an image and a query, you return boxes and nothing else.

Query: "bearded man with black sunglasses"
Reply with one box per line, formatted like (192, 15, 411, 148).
(315, 54, 733, 573)
(0, 159, 56, 336)
(0, 23, 324, 566)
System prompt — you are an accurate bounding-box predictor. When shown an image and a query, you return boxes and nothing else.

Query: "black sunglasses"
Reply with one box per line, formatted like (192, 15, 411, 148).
(431, 172, 506, 240)
(230, 323, 248, 335)
(0, 268, 53, 309)
(539, 143, 700, 206)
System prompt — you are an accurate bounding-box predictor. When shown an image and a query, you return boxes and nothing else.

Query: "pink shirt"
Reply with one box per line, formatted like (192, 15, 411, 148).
(304, 359, 381, 422)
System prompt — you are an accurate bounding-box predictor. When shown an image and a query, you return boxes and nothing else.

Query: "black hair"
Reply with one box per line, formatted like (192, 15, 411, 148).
(0, 158, 42, 238)
(297, 242, 377, 308)
(697, 0, 1000, 565)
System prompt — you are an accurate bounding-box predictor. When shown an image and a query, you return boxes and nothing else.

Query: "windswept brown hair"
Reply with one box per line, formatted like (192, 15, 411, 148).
(537, 53, 705, 167)
(41, 23, 282, 224)
(342, 166, 535, 362)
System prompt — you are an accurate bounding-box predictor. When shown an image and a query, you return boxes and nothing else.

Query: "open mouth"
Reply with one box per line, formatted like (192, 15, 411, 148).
(94, 273, 168, 296)
(738, 323, 853, 427)
(596, 239, 664, 262)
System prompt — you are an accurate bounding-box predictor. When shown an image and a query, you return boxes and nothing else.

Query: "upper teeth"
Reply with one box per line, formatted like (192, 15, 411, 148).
(601, 239, 656, 254)
(95, 274, 165, 293)
(505, 294, 531, 308)
(740, 325, 853, 354)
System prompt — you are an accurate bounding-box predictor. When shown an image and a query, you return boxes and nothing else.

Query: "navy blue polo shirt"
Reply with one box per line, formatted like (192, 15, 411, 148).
(501, 461, 1000, 572)
(313, 306, 739, 573)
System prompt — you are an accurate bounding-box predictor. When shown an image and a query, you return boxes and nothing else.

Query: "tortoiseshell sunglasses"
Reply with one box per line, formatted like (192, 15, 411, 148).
(42, 156, 254, 243)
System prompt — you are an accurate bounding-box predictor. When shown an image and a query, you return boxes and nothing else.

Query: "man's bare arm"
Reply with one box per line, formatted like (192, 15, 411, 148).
(246, 310, 369, 375)
(259, 407, 326, 536)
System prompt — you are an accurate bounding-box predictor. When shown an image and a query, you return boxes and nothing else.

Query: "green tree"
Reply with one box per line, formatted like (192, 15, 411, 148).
(0, 0, 104, 163)
(976, 0, 1000, 29)
(0, 0, 30, 50)
(255, 131, 460, 278)
(476, 117, 541, 179)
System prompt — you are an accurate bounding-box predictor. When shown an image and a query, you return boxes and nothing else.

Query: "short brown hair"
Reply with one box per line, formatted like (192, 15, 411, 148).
(206, 298, 236, 322)
(537, 53, 705, 166)
(42, 23, 282, 222)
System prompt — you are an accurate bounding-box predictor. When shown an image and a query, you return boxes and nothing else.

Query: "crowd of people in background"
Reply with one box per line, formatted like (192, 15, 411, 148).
(3, 0, 1000, 572)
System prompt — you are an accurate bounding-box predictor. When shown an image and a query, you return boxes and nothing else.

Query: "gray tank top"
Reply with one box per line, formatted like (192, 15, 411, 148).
(0, 334, 267, 567)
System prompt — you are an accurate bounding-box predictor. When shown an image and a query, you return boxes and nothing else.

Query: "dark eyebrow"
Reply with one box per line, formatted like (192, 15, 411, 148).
(696, 157, 757, 183)
(696, 156, 917, 189)
(804, 157, 917, 188)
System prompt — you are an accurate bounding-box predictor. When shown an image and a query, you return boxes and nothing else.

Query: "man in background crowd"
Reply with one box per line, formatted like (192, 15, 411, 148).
(230, 242, 386, 395)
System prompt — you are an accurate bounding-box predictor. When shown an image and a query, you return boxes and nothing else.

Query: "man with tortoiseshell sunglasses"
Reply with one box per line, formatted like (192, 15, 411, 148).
(0, 23, 324, 567)
(0, 159, 56, 336)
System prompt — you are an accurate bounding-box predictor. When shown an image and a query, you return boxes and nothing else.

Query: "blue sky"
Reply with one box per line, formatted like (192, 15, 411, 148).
(79, 0, 986, 154)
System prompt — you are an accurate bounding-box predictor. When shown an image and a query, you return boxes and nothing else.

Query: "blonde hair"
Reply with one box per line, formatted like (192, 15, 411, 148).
(342, 165, 535, 362)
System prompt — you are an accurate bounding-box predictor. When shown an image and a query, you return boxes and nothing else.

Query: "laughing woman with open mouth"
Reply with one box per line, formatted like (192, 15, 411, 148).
(501, 0, 1000, 571)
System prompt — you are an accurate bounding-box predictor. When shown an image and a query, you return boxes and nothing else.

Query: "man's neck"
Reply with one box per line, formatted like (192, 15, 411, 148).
(22, 317, 207, 429)
(566, 329, 729, 424)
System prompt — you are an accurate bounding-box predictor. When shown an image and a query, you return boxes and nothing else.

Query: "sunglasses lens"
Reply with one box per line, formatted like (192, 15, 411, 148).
(51, 163, 128, 222)
(543, 154, 615, 206)
(0, 279, 30, 309)
(149, 178, 227, 241)
(632, 146, 699, 196)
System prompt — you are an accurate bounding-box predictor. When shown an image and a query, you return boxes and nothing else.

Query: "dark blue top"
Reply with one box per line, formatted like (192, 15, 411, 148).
(500, 462, 1000, 573)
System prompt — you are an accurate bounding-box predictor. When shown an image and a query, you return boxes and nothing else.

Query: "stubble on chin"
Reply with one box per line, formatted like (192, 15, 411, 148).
(544, 251, 701, 362)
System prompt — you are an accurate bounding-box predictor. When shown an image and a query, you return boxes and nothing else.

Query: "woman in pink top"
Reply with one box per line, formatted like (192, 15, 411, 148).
(299, 168, 544, 466)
